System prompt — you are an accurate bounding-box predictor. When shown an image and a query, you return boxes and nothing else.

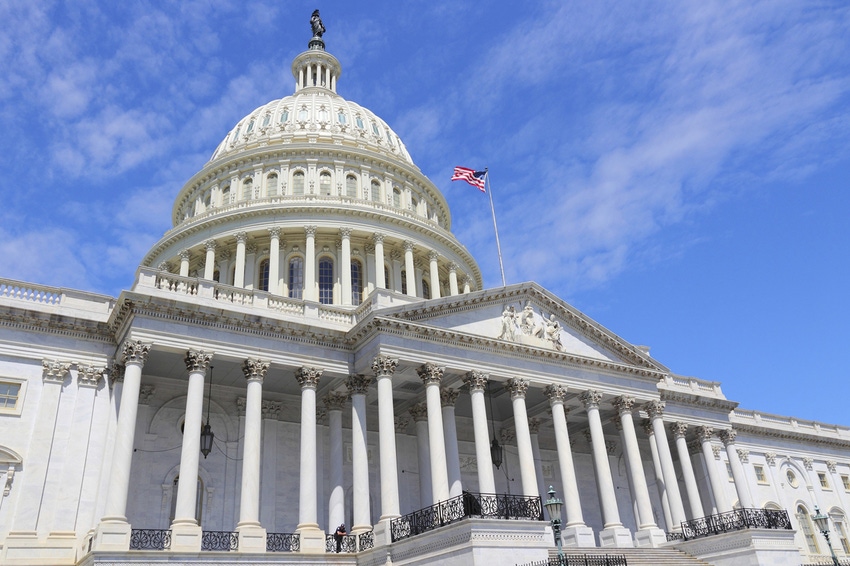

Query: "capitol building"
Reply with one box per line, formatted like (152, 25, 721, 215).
(1, 14, 849, 566)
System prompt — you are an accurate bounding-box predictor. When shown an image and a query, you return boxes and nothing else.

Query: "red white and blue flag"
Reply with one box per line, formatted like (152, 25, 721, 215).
(451, 166, 486, 191)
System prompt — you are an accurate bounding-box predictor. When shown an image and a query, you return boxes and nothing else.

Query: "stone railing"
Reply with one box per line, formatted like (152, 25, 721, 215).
(677, 507, 792, 541)
(0, 278, 115, 316)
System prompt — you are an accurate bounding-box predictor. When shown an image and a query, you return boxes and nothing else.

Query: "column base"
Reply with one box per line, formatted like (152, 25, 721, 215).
(372, 519, 392, 548)
(599, 525, 634, 548)
(562, 524, 596, 547)
(634, 526, 668, 548)
(170, 521, 202, 552)
(91, 519, 132, 552)
(237, 523, 267, 553)
(296, 525, 326, 554)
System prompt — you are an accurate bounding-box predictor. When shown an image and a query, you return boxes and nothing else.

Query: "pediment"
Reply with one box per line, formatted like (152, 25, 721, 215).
(373, 283, 667, 372)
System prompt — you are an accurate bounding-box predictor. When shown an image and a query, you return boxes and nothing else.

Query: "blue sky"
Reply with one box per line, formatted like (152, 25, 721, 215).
(1, 1, 848, 425)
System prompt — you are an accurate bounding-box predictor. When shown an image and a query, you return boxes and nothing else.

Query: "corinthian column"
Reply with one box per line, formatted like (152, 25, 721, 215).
(324, 393, 348, 533)
(462, 371, 495, 494)
(417, 363, 449, 502)
(372, 355, 401, 520)
(642, 401, 686, 530)
(295, 366, 324, 552)
(441, 388, 462, 496)
(505, 378, 539, 498)
(347, 374, 373, 532)
(179, 249, 191, 277)
(171, 349, 213, 552)
(373, 233, 386, 289)
(237, 358, 269, 551)
(341, 228, 353, 305)
(642, 419, 673, 531)
(544, 385, 594, 547)
(719, 429, 753, 508)
(696, 426, 730, 513)
(448, 262, 459, 296)
(409, 403, 433, 506)
(403, 241, 416, 297)
(671, 422, 704, 519)
(234, 232, 247, 287)
(581, 390, 632, 547)
(268, 228, 281, 294)
(428, 250, 441, 299)
(304, 226, 316, 301)
(203, 240, 217, 280)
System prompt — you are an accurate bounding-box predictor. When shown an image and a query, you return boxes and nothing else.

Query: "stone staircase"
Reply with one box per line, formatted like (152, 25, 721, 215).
(550, 547, 714, 566)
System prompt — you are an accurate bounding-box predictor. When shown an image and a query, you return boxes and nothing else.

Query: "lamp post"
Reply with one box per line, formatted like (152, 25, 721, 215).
(544, 486, 564, 562)
(812, 506, 840, 566)
(200, 366, 214, 458)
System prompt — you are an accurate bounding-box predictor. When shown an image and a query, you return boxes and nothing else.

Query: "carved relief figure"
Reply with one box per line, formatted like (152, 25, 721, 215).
(310, 10, 325, 37)
(498, 305, 517, 341)
(519, 302, 535, 335)
(544, 314, 563, 351)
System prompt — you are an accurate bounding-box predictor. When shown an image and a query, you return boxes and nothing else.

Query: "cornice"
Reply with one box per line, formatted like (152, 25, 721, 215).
(731, 422, 850, 450)
(0, 305, 114, 343)
(659, 388, 739, 412)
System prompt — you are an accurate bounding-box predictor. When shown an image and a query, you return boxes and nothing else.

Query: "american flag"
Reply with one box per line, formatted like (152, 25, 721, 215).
(451, 166, 486, 191)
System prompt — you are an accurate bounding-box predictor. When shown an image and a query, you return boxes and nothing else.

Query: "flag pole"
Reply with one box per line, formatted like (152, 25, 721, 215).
(484, 168, 507, 287)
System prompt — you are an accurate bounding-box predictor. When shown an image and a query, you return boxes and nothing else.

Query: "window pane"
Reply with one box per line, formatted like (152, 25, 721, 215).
(259, 260, 270, 292)
(346, 175, 357, 197)
(351, 260, 362, 304)
(319, 258, 334, 304)
(293, 172, 305, 195)
(288, 257, 303, 299)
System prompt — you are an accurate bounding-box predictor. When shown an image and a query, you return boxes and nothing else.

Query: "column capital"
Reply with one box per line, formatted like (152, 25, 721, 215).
(670, 421, 689, 439)
(268, 227, 281, 238)
(612, 394, 636, 414)
(42, 359, 71, 383)
(610, 415, 623, 432)
(204, 239, 217, 251)
(236, 397, 246, 416)
(179, 249, 191, 261)
(346, 374, 373, 395)
(462, 370, 489, 392)
(641, 418, 654, 436)
(505, 377, 529, 399)
(295, 366, 323, 389)
(158, 261, 173, 272)
(364, 243, 375, 254)
(402, 240, 415, 252)
(528, 417, 542, 434)
(262, 400, 282, 419)
(543, 384, 568, 404)
(827, 460, 837, 473)
(803, 457, 813, 471)
(323, 392, 348, 411)
(579, 389, 602, 409)
(448, 262, 458, 273)
(395, 416, 410, 433)
(372, 232, 385, 244)
(765, 452, 777, 466)
(122, 340, 152, 366)
(372, 354, 399, 377)
(218, 249, 232, 261)
(440, 387, 459, 407)
(390, 249, 402, 261)
(339, 227, 352, 239)
(695, 425, 715, 442)
(417, 362, 445, 386)
(242, 358, 270, 382)
(737, 449, 750, 463)
(428, 250, 439, 262)
(500, 428, 515, 443)
(185, 349, 214, 372)
(718, 428, 737, 446)
(109, 363, 125, 385)
(139, 385, 156, 404)
(304, 225, 317, 237)
(409, 401, 428, 422)
(235, 231, 249, 243)
(77, 364, 105, 388)
(642, 399, 665, 419)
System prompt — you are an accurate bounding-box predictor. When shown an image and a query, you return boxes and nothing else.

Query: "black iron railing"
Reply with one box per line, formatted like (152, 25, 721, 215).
(520, 553, 628, 566)
(326, 533, 357, 553)
(390, 492, 543, 542)
(666, 531, 684, 542)
(678, 508, 792, 540)
(201, 530, 238, 551)
(266, 532, 299, 552)
(129, 528, 171, 550)
(358, 529, 374, 551)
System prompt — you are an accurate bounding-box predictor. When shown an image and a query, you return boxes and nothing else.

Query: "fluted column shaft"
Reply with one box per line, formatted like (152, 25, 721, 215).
(268, 229, 280, 295)
(234, 233, 247, 287)
(296, 367, 322, 529)
(428, 251, 441, 299)
(203, 241, 216, 280)
(373, 355, 401, 520)
(373, 234, 386, 289)
(464, 372, 495, 494)
(441, 388, 462, 497)
(341, 228, 352, 305)
(448, 264, 459, 296)
(238, 359, 268, 527)
(304, 226, 316, 301)
(506, 379, 539, 498)
(697, 426, 730, 513)
(644, 421, 673, 530)
(410, 404, 432, 506)
(347, 375, 372, 531)
(324, 394, 347, 531)
(581, 390, 622, 529)
(403, 241, 416, 297)
(545, 385, 584, 527)
(418, 363, 449, 502)
(613, 396, 656, 530)
(672, 423, 704, 519)
(720, 429, 753, 508)
(644, 401, 686, 528)
(179, 250, 191, 277)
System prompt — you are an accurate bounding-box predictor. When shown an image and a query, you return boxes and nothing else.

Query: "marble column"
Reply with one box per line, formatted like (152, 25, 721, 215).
(505, 379, 539, 499)
(643, 401, 686, 530)
(203, 240, 217, 280)
(462, 277, 471, 294)
(93, 342, 151, 550)
(268, 228, 280, 295)
(170, 349, 213, 552)
(234, 232, 247, 287)
(642, 419, 673, 532)
(671, 422, 705, 519)
(340, 228, 352, 305)
(409, 403, 433, 507)
(304, 226, 317, 301)
(448, 262, 459, 296)
(347, 374, 373, 533)
(544, 385, 594, 546)
(462, 371, 495, 494)
(237, 358, 269, 551)
(441, 388, 462, 497)
(295, 367, 324, 552)
(528, 418, 546, 503)
(417, 363, 449, 502)
(324, 393, 348, 533)
(581, 390, 632, 547)
(179, 249, 191, 277)
(403, 241, 416, 297)
(696, 426, 729, 513)
(373, 355, 401, 520)
(373, 233, 386, 289)
(613, 395, 665, 547)
(719, 429, 753, 508)
(428, 251, 441, 299)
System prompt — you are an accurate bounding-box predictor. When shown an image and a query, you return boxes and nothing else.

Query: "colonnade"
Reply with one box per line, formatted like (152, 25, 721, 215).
(94, 341, 755, 552)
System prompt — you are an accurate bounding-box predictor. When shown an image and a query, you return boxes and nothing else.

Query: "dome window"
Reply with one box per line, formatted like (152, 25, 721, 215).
(319, 172, 332, 196)
(345, 175, 357, 197)
(246, 119, 255, 133)
(370, 180, 382, 203)
(386, 129, 395, 147)
(221, 185, 231, 205)
(280, 109, 289, 124)
(371, 123, 380, 137)
(351, 260, 363, 304)
(411, 197, 418, 213)
(242, 178, 253, 200)
(318, 257, 334, 305)
(262, 114, 271, 127)
(292, 171, 305, 196)
(318, 107, 329, 122)
(355, 116, 364, 129)
(230, 126, 241, 145)
(288, 257, 303, 299)
(298, 107, 308, 121)
(337, 112, 347, 124)
(258, 259, 270, 292)
(267, 173, 278, 197)
(392, 188, 401, 208)
(422, 279, 431, 300)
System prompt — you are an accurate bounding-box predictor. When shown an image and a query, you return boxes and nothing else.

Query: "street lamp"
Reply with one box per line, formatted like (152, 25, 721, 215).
(812, 506, 840, 566)
(544, 486, 564, 562)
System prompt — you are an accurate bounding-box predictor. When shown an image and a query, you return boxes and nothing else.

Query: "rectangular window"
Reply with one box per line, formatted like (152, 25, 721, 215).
(819, 472, 830, 489)
(726, 462, 734, 481)
(755, 465, 768, 484)
(0, 379, 25, 416)
(841, 475, 850, 491)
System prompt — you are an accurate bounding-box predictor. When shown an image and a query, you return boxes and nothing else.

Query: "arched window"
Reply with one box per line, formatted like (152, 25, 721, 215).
(833, 512, 850, 553)
(293, 171, 305, 196)
(411, 197, 418, 214)
(384, 266, 390, 290)
(213, 270, 220, 283)
(288, 257, 304, 299)
(267, 173, 278, 197)
(279, 108, 289, 124)
(392, 187, 401, 208)
(258, 259, 270, 292)
(318, 257, 334, 304)
(796, 505, 820, 554)
(422, 279, 431, 300)
(351, 260, 363, 304)
(400, 270, 407, 295)
(203, 192, 211, 208)
(170, 475, 203, 525)
(242, 178, 253, 200)
(346, 175, 358, 197)
(221, 185, 231, 205)
(371, 180, 381, 203)
(319, 171, 332, 196)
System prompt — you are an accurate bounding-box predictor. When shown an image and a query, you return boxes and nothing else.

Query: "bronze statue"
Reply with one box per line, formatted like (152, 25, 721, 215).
(311, 10, 325, 38)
